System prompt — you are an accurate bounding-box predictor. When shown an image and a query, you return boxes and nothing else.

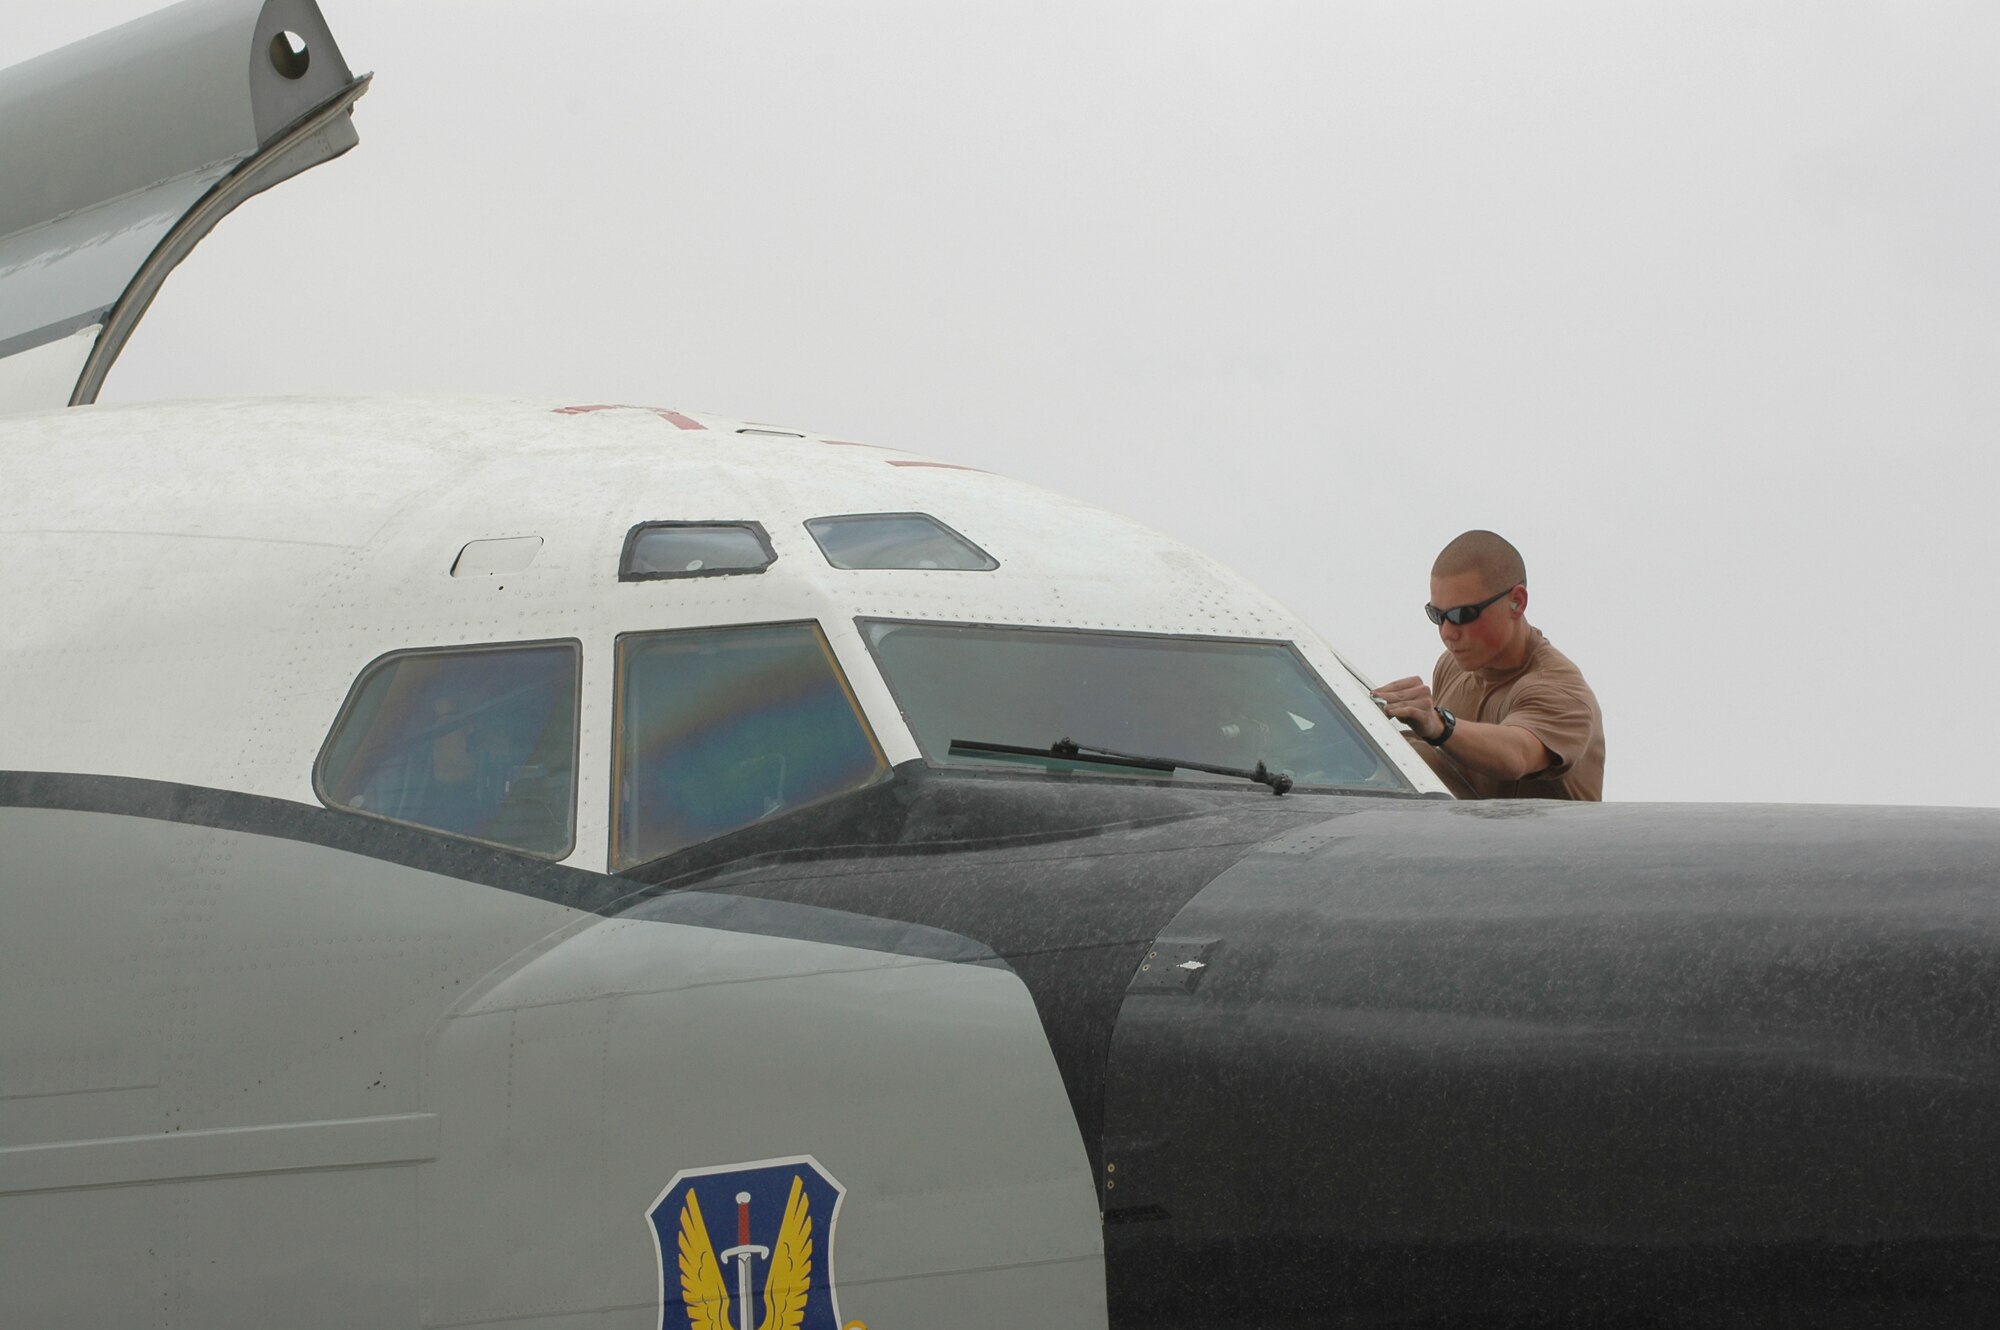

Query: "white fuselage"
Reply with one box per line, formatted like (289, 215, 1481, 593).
(0, 394, 1443, 869)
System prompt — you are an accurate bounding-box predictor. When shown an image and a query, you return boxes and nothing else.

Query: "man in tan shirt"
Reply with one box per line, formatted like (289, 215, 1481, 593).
(1371, 530, 1604, 800)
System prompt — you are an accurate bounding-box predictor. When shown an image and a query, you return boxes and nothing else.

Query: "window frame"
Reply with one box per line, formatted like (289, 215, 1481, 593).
(855, 617, 1413, 794)
(609, 618, 890, 869)
(618, 520, 778, 582)
(312, 637, 584, 859)
(803, 511, 999, 572)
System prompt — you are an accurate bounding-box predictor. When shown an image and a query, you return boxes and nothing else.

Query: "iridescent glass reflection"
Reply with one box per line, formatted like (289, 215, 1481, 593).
(614, 622, 886, 868)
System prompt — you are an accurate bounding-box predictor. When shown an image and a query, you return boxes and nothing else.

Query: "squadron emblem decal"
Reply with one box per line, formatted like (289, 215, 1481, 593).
(648, 1156, 853, 1330)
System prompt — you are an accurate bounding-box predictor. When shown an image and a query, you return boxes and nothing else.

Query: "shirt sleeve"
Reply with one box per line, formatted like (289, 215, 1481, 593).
(1498, 675, 1597, 778)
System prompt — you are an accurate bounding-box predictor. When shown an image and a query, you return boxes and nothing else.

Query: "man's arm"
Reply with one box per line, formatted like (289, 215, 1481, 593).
(1371, 676, 1556, 783)
(1403, 731, 1478, 797)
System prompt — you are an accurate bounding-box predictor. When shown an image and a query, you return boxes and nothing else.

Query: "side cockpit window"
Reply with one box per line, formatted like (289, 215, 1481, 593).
(612, 622, 886, 869)
(316, 641, 580, 858)
(805, 513, 997, 570)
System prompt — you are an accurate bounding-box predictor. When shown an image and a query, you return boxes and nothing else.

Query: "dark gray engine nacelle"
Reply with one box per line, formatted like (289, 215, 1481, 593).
(1100, 801, 2000, 1326)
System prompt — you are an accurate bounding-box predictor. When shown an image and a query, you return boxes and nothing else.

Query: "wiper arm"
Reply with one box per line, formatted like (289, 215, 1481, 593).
(947, 737, 1294, 795)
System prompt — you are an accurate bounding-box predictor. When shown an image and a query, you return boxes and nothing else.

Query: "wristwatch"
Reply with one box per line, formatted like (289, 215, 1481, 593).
(1427, 707, 1456, 747)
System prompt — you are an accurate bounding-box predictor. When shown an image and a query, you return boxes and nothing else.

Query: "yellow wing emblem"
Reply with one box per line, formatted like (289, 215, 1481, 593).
(678, 1188, 733, 1330)
(757, 1175, 815, 1330)
(676, 1176, 815, 1330)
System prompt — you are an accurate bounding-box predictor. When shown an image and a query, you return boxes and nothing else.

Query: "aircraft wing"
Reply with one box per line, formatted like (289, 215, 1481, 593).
(0, 0, 367, 414)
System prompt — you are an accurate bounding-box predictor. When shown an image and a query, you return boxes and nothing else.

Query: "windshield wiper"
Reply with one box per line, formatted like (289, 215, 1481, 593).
(947, 737, 1294, 795)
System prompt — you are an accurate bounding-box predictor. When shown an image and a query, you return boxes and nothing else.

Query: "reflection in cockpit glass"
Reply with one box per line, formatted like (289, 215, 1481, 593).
(620, 522, 774, 580)
(316, 641, 580, 856)
(805, 513, 997, 570)
(862, 620, 1409, 793)
(613, 622, 887, 869)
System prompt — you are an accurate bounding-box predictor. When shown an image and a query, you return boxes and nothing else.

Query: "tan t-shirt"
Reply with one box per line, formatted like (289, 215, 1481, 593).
(1420, 626, 1604, 801)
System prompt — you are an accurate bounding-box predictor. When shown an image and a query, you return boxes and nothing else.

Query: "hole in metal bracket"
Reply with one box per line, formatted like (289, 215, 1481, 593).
(270, 31, 310, 79)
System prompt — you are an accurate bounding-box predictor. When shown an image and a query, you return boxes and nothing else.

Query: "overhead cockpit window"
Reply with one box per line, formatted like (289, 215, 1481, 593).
(805, 513, 998, 571)
(613, 622, 888, 869)
(862, 620, 1410, 794)
(620, 522, 775, 581)
(316, 641, 581, 857)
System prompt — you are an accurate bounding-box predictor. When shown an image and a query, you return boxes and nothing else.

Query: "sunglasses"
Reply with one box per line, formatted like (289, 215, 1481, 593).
(1425, 587, 1514, 626)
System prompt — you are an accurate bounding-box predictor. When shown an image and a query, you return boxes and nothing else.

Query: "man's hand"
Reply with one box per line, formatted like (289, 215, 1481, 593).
(1370, 677, 1444, 742)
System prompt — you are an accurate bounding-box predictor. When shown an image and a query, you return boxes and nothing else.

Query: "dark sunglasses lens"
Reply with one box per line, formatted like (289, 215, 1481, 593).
(1445, 604, 1475, 626)
(1424, 604, 1445, 625)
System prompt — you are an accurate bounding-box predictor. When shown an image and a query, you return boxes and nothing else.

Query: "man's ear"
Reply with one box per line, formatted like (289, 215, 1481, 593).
(1513, 585, 1528, 616)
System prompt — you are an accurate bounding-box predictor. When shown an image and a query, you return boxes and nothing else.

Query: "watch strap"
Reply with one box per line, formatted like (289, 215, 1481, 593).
(1427, 707, 1456, 747)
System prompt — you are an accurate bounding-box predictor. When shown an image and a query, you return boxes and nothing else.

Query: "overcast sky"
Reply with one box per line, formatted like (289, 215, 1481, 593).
(13, 2, 2000, 806)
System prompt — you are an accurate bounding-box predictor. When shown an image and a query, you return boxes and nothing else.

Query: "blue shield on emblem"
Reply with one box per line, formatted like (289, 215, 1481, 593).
(648, 1156, 847, 1330)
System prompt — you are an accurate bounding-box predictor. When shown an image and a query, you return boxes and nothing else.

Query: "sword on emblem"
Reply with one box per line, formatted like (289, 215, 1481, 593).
(718, 1190, 769, 1328)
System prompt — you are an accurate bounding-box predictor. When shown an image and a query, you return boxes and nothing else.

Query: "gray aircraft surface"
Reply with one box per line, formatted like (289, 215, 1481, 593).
(4, 3, 1999, 1327)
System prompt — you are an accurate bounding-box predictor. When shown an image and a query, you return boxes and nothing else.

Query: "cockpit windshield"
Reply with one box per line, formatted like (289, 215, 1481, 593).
(612, 621, 888, 869)
(861, 620, 1410, 793)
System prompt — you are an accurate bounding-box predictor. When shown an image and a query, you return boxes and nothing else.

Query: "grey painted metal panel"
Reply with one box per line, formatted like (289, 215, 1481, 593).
(0, 0, 366, 409)
(0, 0, 353, 238)
(0, 165, 222, 359)
(1, 810, 170, 1107)
(0, 804, 575, 1326)
(9, 1167, 422, 1328)
(425, 912, 1107, 1327)
(0, 1112, 438, 1194)
(1, 801, 1106, 1327)
(0, 805, 577, 1147)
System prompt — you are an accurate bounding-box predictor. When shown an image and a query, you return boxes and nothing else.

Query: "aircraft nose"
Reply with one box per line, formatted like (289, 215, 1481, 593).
(1097, 800, 2000, 1326)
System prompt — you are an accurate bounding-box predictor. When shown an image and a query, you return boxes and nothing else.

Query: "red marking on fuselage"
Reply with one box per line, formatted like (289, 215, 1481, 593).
(551, 404, 707, 430)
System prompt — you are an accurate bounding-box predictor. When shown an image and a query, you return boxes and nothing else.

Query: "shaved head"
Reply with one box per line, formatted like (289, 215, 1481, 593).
(1433, 530, 1526, 594)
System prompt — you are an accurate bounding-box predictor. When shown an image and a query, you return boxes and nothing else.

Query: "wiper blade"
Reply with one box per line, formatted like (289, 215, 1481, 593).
(947, 737, 1293, 795)
(949, 737, 1173, 772)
